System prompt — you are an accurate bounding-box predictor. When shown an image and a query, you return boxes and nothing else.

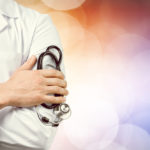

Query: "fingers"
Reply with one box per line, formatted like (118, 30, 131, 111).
(18, 55, 37, 71)
(44, 78, 67, 88)
(44, 86, 69, 96)
(40, 69, 65, 79)
(43, 95, 66, 104)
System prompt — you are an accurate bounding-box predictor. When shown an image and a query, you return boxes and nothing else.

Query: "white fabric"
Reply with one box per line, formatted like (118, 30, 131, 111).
(0, 0, 66, 150)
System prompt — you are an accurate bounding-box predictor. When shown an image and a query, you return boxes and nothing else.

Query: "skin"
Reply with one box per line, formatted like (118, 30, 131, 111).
(0, 55, 69, 109)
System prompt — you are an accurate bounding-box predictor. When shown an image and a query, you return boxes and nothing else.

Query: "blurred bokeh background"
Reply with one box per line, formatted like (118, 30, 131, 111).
(15, 0, 150, 150)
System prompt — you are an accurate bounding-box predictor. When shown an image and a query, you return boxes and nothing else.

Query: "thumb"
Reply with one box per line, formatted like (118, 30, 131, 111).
(18, 55, 37, 71)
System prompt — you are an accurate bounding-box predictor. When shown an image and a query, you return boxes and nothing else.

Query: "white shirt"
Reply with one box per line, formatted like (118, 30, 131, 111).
(0, 0, 66, 150)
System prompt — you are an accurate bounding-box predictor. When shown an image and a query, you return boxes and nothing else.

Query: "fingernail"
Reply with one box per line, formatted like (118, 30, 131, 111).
(28, 56, 33, 61)
(30, 55, 37, 61)
(31, 55, 35, 59)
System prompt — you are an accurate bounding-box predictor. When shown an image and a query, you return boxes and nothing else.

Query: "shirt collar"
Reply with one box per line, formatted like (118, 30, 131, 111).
(0, 0, 19, 18)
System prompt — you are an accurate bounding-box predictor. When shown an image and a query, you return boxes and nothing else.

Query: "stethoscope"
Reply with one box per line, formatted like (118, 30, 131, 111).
(34, 45, 71, 127)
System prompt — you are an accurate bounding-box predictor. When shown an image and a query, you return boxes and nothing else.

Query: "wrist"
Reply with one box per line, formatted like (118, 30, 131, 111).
(0, 83, 10, 109)
(0, 98, 7, 109)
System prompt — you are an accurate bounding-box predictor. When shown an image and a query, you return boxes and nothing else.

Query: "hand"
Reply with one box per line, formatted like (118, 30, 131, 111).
(0, 55, 69, 108)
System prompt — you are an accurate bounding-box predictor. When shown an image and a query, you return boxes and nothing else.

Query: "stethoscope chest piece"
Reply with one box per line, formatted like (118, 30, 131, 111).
(53, 103, 71, 122)
(35, 103, 71, 127)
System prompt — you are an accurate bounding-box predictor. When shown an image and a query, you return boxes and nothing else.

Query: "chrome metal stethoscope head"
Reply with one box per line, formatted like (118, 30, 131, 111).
(35, 103, 71, 127)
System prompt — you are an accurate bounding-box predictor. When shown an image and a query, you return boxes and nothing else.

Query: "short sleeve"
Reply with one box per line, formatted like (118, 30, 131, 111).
(28, 14, 66, 76)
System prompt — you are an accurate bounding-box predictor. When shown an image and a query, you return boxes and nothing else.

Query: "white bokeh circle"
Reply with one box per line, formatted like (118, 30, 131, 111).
(63, 85, 119, 150)
(85, 142, 128, 150)
(115, 124, 150, 150)
(102, 53, 135, 122)
(101, 34, 150, 122)
(90, 22, 126, 48)
(105, 33, 150, 59)
(127, 49, 150, 104)
(49, 12, 85, 53)
(64, 30, 103, 86)
(42, 0, 86, 10)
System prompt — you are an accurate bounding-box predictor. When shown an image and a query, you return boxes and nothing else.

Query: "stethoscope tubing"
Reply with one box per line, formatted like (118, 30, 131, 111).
(37, 45, 63, 109)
